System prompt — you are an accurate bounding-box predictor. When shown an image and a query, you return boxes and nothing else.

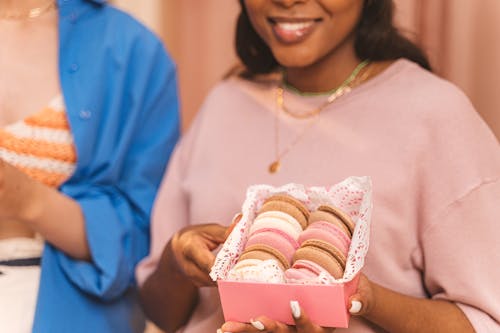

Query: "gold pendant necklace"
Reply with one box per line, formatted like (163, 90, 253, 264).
(0, 1, 57, 20)
(268, 60, 371, 174)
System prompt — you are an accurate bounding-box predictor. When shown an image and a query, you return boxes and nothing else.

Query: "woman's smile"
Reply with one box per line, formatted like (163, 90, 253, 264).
(268, 16, 322, 44)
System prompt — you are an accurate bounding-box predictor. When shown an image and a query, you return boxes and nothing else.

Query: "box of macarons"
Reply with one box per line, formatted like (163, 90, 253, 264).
(209, 176, 373, 328)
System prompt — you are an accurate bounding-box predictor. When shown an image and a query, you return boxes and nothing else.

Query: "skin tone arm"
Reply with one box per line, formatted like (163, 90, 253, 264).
(221, 274, 475, 333)
(0, 2, 89, 259)
(354, 275, 475, 333)
(0, 159, 90, 260)
(139, 224, 227, 333)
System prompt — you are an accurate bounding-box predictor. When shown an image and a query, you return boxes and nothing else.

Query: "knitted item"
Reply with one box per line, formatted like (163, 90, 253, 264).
(0, 96, 77, 187)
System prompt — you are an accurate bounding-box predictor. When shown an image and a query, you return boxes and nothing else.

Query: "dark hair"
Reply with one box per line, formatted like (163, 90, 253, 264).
(235, 0, 431, 76)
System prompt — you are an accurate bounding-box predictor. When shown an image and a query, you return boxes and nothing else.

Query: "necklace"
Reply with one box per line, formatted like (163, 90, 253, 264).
(0, 1, 57, 20)
(268, 60, 371, 174)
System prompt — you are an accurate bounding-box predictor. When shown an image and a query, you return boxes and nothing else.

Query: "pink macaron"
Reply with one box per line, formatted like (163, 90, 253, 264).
(246, 227, 299, 264)
(250, 210, 303, 240)
(298, 220, 351, 257)
(284, 259, 335, 283)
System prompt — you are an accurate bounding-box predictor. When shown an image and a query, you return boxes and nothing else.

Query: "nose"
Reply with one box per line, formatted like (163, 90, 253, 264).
(271, 0, 307, 7)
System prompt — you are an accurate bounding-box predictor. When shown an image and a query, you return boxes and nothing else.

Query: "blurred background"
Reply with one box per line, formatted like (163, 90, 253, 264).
(111, 1, 499, 332)
(114, 0, 500, 140)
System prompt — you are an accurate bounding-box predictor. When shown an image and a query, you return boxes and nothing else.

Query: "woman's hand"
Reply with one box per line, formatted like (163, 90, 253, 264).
(220, 300, 335, 333)
(169, 223, 227, 287)
(347, 273, 376, 317)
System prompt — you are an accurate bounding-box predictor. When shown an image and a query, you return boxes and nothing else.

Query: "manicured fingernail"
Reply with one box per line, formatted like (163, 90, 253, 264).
(250, 319, 265, 330)
(217, 329, 232, 333)
(290, 300, 301, 319)
(349, 300, 362, 314)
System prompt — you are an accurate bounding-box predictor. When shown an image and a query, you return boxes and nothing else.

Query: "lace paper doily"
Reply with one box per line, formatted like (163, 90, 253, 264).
(210, 176, 373, 283)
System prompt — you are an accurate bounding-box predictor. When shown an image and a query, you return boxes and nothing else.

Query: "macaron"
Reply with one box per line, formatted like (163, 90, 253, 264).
(285, 259, 335, 283)
(293, 239, 346, 279)
(298, 220, 351, 257)
(228, 257, 286, 283)
(246, 227, 299, 264)
(311, 205, 355, 238)
(239, 244, 290, 270)
(249, 210, 303, 240)
(259, 194, 309, 229)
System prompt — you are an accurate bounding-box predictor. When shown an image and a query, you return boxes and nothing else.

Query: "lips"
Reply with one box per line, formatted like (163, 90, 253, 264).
(269, 17, 321, 44)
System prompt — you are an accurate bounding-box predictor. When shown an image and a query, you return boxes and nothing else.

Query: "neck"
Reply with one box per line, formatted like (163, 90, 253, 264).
(284, 36, 361, 94)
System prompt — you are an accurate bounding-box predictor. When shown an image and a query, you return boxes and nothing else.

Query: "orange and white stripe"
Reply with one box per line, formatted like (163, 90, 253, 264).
(0, 96, 77, 188)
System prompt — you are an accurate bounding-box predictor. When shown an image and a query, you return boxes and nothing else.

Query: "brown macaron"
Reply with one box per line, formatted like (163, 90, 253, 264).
(259, 194, 310, 229)
(239, 244, 290, 270)
(293, 239, 347, 279)
(315, 205, 355, 238)
(308, 210, 351, 239)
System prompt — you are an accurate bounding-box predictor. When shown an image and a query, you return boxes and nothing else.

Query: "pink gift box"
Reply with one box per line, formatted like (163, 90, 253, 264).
(211, 179, 373, 329)
(218, 274, 360, 328)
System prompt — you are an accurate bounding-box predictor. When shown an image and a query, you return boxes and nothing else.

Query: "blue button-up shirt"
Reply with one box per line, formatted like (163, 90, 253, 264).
(31, 1, 180, 331)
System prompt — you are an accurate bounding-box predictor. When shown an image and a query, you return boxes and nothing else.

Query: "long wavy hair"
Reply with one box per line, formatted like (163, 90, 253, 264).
(235, 0, 431, 76)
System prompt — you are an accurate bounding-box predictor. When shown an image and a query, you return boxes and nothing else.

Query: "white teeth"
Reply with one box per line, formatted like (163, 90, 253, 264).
(277, 21, 314, 31)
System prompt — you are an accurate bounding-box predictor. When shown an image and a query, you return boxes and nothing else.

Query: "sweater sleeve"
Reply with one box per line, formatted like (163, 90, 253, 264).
(420, 179, 500, 332)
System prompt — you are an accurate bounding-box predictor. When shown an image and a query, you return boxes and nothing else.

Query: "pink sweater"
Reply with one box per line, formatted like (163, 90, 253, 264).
(137, 59, 500, 332)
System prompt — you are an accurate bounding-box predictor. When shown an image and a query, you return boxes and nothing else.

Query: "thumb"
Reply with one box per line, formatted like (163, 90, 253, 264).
(348, 295, 366, 316)
(224, 212, 242, 239)
(348, 274, 374, 316)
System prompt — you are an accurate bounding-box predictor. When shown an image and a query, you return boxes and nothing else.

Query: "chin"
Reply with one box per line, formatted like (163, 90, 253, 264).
(272, 51, 317, 69)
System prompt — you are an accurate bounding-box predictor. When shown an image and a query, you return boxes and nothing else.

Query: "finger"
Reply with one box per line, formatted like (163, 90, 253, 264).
(183, 242, 218, 274)
(222, 317, 293, 333)
(348, 273, 373, 316)
(348, 295, 366, 316)
(220, 320, 261, 333)
(252, 316, 294, 333)
(185, 224, 228, 273)
(224, 212, 242, 239)
(290, 301, 326, 333)
(201, 223, 228, 244)
(179, 259, 215, 287)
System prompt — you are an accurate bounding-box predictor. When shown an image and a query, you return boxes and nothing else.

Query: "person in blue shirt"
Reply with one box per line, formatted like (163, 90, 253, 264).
(0, 0, 179, 332)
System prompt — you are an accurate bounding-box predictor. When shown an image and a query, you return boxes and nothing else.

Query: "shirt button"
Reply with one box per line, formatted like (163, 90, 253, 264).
(79, 110, 92, 119)
(69, 63, 79, 72)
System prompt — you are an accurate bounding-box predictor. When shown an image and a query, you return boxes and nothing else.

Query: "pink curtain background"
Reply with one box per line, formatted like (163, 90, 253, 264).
(153, 0, 500, 140)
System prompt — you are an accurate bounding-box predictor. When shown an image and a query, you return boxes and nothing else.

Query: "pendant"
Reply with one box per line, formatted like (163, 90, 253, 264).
(268, 160, 281, 174)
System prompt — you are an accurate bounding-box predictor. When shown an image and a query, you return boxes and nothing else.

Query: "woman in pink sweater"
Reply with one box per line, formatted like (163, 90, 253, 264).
(137, 0, 500, 332)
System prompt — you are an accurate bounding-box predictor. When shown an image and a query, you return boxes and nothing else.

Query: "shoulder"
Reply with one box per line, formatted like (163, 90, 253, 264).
(382, 59, 474, 117)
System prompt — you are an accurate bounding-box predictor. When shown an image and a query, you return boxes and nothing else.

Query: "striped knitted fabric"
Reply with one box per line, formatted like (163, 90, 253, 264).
(0, 96, 77, 188)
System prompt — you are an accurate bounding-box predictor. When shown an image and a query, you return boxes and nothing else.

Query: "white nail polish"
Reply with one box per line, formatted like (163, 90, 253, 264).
(217, 329, 232, 333)
(250, 319, 265, 331)
(290, 300, 301, 319)
(349, 300, 362, 314)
